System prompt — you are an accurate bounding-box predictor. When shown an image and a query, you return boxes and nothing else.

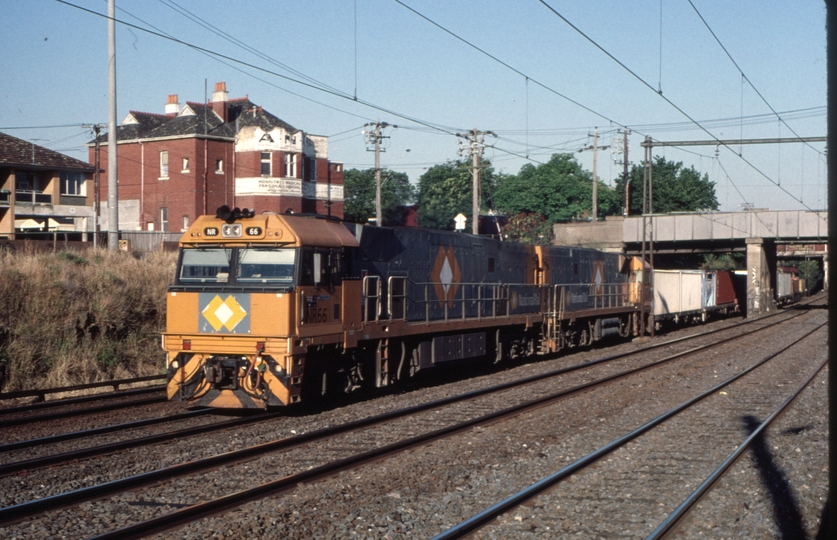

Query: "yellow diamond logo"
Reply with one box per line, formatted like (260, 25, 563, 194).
(202, 295, 247, 332)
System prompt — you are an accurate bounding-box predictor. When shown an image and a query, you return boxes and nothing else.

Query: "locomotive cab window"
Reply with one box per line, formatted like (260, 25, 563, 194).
(299, 249, 341, 287)
(178, 248, 232, 283)
(237, 248, 295, 283)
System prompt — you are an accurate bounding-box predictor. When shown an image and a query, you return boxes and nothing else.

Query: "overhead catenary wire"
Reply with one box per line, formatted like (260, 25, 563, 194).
(536, 0, 822, 213)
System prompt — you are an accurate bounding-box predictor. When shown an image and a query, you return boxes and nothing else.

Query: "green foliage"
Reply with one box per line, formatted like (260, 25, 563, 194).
(57, 251, 89, 266)
(797, 259, 822, 291)
(416, 160, 497, 230)
(502, 213, 553, 245)
(343, 168, 415, 225)
(700, 253, 743, 270)
(492, 154, 620, 223)
(614, 156, 719, 215)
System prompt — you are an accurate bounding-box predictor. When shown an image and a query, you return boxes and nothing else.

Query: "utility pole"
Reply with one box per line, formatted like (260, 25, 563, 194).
(456, 129, 495, 234)
(84, 124, 106, 249)
(618, 129, 630, 216)
(363, 120, 391, 226)
(578, 129, 609, 221)
(641, 135, 654, 337)
(107, 0, 119, 250)
(614, 129, 631, 217)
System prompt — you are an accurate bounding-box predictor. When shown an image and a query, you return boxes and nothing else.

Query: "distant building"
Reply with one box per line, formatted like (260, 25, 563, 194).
(88, 82, 344, 232)
(0, 131, 95, 239)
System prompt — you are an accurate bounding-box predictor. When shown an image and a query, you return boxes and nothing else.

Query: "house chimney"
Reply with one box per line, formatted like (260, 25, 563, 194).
(165, 94, 180, 116)
(211, 82, 229, 122)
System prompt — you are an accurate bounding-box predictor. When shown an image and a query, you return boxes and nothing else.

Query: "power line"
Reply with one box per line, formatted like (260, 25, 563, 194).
(685, 0, 822, 155)
(535, 0, 822, 213)
(392, 0, 631, 132)
(55, 0, 463, 139)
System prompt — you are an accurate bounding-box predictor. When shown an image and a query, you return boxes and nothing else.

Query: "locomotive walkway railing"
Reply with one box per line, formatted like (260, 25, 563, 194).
(362, 277, 633, 325)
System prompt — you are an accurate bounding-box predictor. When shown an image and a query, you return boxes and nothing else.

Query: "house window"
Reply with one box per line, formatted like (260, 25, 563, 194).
(160, 151, 169, 178)
(182, 157, 190, 172)
(160, 208, 168, 232)
(303, 157, 316, 182)
(260, 152, 272, 176)
(215, 159, 224, 173)
(284, 153, 297, 178)
(60, 172, 85, 195)
(15, 172, 37, 191)
(182, 215, 189, 231)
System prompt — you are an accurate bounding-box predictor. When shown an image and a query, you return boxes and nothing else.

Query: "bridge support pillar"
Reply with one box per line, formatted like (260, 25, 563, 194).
(746, 237, 777, 317)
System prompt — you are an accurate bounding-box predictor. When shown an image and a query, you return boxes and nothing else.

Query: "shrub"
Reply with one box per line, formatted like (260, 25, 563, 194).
(0, 248, 176, 391)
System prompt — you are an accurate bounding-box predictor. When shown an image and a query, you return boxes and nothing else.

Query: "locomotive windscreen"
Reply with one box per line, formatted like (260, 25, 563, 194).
(237, 248, 295, 283)
(179, 248, 232, 283)
(177, 247, 297, 286)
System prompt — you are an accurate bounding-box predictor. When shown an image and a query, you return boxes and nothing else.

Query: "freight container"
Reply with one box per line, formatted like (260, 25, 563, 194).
(776, 270, 794, 304)
(653, 269, 740, 321)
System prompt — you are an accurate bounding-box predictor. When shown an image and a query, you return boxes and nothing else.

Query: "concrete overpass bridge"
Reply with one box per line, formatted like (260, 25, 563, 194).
(553, 209, 828, 316)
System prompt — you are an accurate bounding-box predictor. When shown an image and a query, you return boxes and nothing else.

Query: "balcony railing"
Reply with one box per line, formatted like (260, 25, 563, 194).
(15, 190, 52, 205)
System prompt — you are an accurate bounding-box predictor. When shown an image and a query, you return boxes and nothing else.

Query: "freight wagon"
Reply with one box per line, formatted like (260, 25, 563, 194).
(652, 269, 741, 324)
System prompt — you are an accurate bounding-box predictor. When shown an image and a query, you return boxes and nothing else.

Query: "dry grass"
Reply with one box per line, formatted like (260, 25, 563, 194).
(0, 248, 177, 391)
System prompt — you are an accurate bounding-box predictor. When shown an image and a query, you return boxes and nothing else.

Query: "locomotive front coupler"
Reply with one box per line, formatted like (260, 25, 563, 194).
(203, 356, 249, 390)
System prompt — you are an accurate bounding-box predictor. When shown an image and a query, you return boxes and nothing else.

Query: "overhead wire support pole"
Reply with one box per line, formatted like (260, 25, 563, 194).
(641, 136, 655, 338)
(621, 129, 630, 216)
(579, 128, 610, 221)
(83, 123, 107, 249)
(107, 0, 119, 251)
(363, 120, 391, 226)
(456, 129, 496, 235)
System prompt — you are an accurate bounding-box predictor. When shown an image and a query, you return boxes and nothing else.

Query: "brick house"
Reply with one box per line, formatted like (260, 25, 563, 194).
(89, 82, 344, 232)
(0, 131, 95, 239)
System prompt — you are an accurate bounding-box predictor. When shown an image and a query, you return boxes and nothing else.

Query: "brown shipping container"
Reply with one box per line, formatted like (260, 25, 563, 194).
(715, 270, 738, 305)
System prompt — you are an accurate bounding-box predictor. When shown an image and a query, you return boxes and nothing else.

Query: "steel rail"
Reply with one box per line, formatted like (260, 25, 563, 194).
(644, 355, 828, 540)
(0, 374, 165, 402)
(0, 409, 211, 454)
(0, 411, 282, 477)
(432, 322, 826, 540)
(0, 385, 164, 417)
(0, 395, 166, 428)
(0, 307, 807, 490)
(65, 314, 814, 539)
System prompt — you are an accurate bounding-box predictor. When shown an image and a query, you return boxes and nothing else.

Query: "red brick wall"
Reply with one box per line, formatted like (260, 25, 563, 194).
(91, 137, 234, 231)
(88, 138, 343, 227)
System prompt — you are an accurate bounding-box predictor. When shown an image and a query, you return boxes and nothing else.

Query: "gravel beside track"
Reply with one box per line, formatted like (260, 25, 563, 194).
(0, 304, 828, 539)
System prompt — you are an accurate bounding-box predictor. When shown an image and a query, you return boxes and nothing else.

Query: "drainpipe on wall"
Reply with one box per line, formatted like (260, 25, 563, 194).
(140, 141, 144, 228)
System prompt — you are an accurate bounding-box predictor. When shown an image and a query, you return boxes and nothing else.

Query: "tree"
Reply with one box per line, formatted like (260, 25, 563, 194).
(343, 168, 415, 225)
(492, 154, 620, 223)
(416, 160, 497, 230)
(503, 213, 552, 245)
(700, 253, 743, 270)
(797, 259, 822, 292)
(614, 156, 719, 215)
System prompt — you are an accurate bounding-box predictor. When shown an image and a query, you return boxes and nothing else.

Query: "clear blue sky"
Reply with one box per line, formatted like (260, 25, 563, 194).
(2, 0, 827, 212)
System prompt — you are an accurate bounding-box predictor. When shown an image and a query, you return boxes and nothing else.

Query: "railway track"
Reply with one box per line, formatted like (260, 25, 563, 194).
(0, 300, 809, 477)
(0, 300, 823, 538)
(432, 322, 826, 539)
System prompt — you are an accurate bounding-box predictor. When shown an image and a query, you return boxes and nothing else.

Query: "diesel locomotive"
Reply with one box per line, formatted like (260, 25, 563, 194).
(163, 207, 650, 409)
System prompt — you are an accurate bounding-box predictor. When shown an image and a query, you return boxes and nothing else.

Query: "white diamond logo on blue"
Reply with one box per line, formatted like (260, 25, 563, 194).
(199, 293, 251, 334)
